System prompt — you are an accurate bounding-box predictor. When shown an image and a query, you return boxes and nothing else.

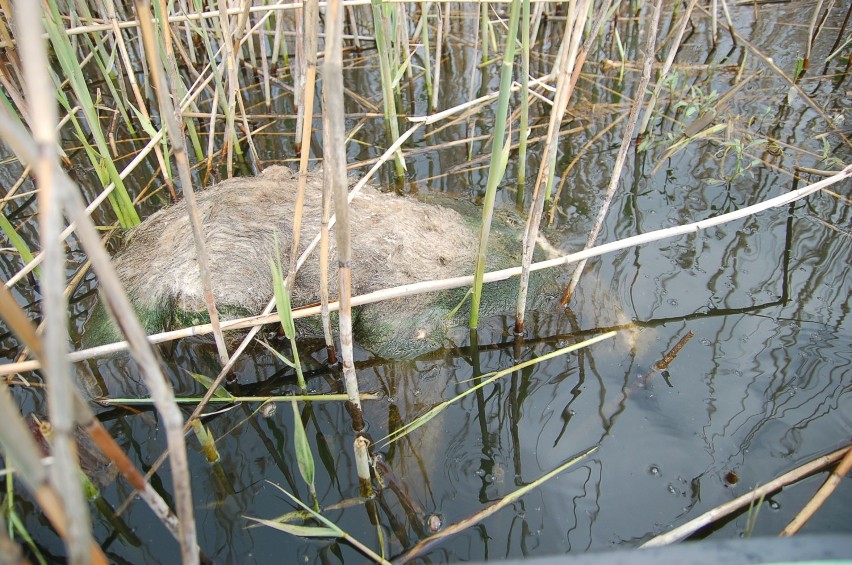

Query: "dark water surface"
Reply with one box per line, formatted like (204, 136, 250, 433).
(2, 2, 851, 563)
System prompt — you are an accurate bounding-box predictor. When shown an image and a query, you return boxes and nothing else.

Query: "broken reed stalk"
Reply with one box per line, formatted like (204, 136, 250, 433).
(286, 0, 319, 292)
(324, 0, 364, 419)
(16, 3, 93, 563)
(469, 0, 522, 330)
(515, 0, 590, 333)
(641, 445, 852, 547)
(419, 2, 433, 103)
(562, 0, 663, 305)
(7, 163, 848, 374)
(780, 443, 852, 536)
(0, 108, 201, 565)
(135, 0, 230, 367)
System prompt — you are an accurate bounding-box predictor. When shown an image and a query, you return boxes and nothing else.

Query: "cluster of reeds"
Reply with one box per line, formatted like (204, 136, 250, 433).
(0, 0, 850, 562)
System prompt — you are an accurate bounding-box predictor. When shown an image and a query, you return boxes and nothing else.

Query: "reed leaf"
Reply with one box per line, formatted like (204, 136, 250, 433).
(0, 213, 38, 278)
(245, 517, 341, 538)
(270, 235, 306, 389)
(290, 400, 318, 510)
(185, 371, 235, 401)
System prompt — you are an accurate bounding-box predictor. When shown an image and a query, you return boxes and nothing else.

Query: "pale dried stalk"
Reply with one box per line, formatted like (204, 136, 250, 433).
(4, 164, 848, 376)
(325, 0, 362, 416)
(563, 0, 663, 304)
(430, 3, 444, 111)
(135, 0, 230, 366)
(287, 0, 319, 291)
(218, 0, 239, 178)
(516, 0, 590, 332)
(780, 444, 852, 536)
(642, 445, 852, 548)
(320, 117, 337, 363)
(16, 3, 92, 562)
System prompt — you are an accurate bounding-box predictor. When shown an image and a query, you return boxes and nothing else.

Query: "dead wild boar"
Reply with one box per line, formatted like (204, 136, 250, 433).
(84, 166, 558, 358)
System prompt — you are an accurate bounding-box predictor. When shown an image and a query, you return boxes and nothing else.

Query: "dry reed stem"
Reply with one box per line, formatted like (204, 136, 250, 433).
(16, 3, 93, 562)
(135, 0, 230, 367)
(563, 0, 662, 305)
(287, 0, 319, 291)
(516, 0, 590, 332)
(780, 443, 852, 536)
(548, 110, 628, 225)
(325, 0, 363, 416)
(218, 1, 239, 178)
(641, 445, 852, 547)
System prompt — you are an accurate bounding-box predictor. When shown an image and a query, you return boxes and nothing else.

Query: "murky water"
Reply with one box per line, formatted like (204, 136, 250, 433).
(2, 2, 850, 563)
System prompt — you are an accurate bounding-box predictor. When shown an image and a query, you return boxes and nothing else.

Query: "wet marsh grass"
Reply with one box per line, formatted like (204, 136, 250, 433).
(0, 0, 850, 562)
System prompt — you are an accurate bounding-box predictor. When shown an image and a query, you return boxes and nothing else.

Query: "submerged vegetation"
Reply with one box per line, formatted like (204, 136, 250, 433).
(0, 0, 850, 563)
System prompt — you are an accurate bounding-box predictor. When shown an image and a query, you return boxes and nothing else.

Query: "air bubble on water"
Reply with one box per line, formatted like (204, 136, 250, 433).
(648, 465, 661, 476)
(667, 484, 678, 495)
(700, 338, 712, 346)
(769, 500, 781, 510)
(668, 299, 678, 306)
(475, 469, 485, 478)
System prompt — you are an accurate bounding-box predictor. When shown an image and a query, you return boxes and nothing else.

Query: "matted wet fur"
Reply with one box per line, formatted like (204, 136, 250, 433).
(85, 166, 558, 358)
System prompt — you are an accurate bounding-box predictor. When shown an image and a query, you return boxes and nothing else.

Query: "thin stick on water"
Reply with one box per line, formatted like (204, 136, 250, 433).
(641, 445, 852, 548)
(135, 0, 230, 366)
(562, 0, 663, 305)
(16, 3, 93, 563)
(780, 444, 852, 536)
